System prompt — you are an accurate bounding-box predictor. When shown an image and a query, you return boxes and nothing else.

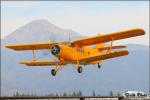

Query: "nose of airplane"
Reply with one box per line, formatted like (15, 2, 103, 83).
(51, 45, 61, 55)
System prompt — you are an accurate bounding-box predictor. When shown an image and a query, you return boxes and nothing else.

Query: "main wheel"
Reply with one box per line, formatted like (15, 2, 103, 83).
(98, 63, 101, 69)
(77, 66, 82, 73)
(51, 69, 57, 76)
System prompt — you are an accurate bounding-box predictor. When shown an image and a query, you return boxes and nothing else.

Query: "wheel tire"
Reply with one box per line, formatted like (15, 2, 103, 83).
(51, 69, 56, 76)
(98, 63, 101, 69)
(78, 66, 82, 73)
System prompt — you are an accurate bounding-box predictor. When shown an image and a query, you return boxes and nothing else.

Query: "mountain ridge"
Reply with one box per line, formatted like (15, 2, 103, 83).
(2, 19, 83, 44)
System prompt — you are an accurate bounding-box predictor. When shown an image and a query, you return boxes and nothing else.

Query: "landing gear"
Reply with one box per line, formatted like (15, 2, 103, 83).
(77, 66, 82, 73)
(51, 69, 57, 76)
(98, 63, 101, 69)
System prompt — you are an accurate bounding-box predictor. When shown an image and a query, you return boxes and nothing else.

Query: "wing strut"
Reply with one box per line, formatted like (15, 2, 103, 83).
(72, 49, 80, 69)
(32, 50, 36, 61)
(109, 37, 114, 52)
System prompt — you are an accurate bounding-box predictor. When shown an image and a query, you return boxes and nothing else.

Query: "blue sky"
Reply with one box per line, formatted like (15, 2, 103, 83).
(1, 1, 149, 45)
(2, 1, 148, 19)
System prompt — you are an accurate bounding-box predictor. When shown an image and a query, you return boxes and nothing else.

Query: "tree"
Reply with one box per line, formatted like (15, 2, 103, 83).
(92, 90, 96, 96)
(97, 94, 101, 96)
(63, 92, 67, 97)
(55, 93, 59, 97)
(117, 92, 121, 96)
(13, 91, 19, 97)
(109, 90, 113, 96)
(72, 91, 76, 96)
(78, 90, 82, 96)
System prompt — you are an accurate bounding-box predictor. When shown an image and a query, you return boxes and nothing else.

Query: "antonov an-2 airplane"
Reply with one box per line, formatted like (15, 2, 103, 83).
(5, 28, 145, 76)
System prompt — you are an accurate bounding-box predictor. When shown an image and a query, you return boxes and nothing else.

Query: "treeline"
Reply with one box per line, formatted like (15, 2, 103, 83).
(13, 91, 83, 97)
(13, 91, 93, 97)
(13, 90, 121, 97)
(13, 91, 37, 97)
(109, 90, 121, 96)
(53, 91, 83, 97)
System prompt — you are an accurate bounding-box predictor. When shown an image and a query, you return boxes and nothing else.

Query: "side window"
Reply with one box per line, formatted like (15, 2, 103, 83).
(76, 48, 79, 52)
(76, 48, 84, 53)
(81, 48, 84, 53)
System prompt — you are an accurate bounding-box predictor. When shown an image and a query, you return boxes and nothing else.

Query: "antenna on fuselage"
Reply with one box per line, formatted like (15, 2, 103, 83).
(69, 32, 70, 42)
(68, 32, 71, 46)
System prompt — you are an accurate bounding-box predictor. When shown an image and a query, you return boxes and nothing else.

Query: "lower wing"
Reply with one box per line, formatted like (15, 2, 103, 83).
(20, 50, 128, 66)
(96, 45, 126, 51)
(78, 50, 129, 64)
(20, 60, 66, 66)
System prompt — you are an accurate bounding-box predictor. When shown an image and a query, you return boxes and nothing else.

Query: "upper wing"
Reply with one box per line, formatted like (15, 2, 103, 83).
(72, 28, 145, 46)
(78, 50, 129, 64)
(5, 42, 58, 51)
(20, 60, 66, 66)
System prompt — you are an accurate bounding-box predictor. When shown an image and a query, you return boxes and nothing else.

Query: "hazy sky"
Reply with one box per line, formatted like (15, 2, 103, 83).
(1, 1, 149, 45)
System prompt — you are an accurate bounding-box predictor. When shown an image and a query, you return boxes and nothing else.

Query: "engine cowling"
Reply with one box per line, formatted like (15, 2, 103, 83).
(51, 44, 76, 61)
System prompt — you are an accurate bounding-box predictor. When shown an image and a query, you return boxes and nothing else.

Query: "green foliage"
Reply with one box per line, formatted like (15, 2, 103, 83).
(12, 90, 107, 97)
(117, 92, 121, 96)
(92, 90, 96, 96)
(109, 90, 113, 96)
(78, 90, 82, 96)
(72, 91, 76, 96)
(63, 92, 67, 97)
(13, 91, 19, 97)
(13, 91, 37, 97)
(55, 93, 59, 97)
(13, 90, 84, 97)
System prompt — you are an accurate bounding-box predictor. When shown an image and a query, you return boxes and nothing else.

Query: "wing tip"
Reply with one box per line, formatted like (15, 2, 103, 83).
(134, 28, 145, 35)
(125, 50, 129, 55)
(5, 45, 16, 50)
(114, 50, 129, 56)
(5, 45, 11, 48)
(20, 61, 35, 66)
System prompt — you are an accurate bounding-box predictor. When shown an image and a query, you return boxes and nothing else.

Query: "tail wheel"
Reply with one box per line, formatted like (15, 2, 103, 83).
(98, 63, 101, 69)
(51, 69, 57, 76)
(77, 66, 82, 73)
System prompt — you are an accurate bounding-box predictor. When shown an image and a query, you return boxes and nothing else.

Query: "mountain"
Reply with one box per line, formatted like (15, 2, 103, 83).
(2, 19, 82, 44)
(1, 20, 149, 96)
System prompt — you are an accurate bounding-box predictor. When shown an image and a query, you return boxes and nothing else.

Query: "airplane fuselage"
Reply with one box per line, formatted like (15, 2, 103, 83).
(51, 44, 104, 65)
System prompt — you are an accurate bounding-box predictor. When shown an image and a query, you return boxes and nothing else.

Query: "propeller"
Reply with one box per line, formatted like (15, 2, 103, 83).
(51, 45, 60, 55)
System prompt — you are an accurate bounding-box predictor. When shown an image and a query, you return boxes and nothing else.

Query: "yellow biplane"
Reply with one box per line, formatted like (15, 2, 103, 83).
(5, 28, 145, 76)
